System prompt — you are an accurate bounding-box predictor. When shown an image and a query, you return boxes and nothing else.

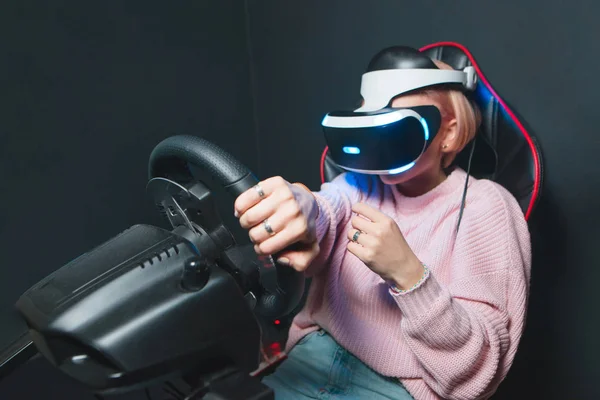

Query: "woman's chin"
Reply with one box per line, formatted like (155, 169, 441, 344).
(379, 172, 413, 185)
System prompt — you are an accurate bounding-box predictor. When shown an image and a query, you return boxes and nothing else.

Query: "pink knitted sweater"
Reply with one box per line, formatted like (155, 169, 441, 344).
(285, 168, 531, 400)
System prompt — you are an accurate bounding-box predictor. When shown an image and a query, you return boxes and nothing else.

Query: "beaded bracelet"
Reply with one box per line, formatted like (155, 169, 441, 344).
(389, 264, 430, 295)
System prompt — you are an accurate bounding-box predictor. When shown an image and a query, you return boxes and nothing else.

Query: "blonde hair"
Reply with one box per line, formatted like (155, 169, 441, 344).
(421, 60, 482, 168)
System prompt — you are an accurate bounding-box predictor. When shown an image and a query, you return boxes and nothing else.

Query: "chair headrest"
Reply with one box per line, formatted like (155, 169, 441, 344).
(321, 42, 543, 220)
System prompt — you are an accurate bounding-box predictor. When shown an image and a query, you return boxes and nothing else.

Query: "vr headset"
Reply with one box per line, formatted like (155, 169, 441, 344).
(322, 46, 478, 175)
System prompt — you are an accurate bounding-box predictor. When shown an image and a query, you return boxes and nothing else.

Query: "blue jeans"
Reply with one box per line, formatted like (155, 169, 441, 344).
(262, 329, 414, 399)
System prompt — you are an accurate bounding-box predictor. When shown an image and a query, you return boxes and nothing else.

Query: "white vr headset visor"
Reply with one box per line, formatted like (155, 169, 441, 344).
(322, 66, 477, 175)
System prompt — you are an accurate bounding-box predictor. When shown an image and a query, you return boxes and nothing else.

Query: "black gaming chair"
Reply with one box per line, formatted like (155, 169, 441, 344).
(321, 42, 544, 220)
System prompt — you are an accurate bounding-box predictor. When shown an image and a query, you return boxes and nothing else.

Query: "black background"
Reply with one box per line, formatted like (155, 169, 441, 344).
(1, 0, 599, 398)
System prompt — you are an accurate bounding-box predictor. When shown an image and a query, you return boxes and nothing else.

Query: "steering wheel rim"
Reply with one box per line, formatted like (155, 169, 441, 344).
(147, 134, 305, 318)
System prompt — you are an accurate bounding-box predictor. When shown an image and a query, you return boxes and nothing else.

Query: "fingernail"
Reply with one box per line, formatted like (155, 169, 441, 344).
(278, 257, 290, 266)
(234, 210, 239, 218)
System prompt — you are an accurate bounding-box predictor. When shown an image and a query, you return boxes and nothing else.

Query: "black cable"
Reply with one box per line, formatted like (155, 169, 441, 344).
(183, 382, 209, 400)
(162, 386, 184, 400)
(456, 136, 477, 233)
(165, 382, 186, 398)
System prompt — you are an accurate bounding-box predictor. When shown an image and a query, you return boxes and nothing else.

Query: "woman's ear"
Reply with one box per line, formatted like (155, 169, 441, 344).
(440, 117, 459, 168)
(440, 118, 459, 151)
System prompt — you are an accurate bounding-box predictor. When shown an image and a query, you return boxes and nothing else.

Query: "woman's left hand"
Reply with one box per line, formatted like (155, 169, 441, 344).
(347, 202, 424, 289)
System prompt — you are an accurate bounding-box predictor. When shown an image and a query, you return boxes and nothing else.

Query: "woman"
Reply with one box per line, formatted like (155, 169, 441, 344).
(234, 52, 531, 400)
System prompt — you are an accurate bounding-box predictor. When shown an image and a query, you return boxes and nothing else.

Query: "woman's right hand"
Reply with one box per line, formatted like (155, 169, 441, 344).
(234, 176, 320, 272)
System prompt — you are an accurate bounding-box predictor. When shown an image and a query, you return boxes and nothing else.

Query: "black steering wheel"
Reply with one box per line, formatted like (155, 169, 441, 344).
(147, 134, 305, 319)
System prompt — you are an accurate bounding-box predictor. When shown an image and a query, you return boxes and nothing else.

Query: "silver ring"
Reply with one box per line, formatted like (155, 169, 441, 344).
(254, 184, 265, 198)
(352, 230, 361, 243)
(263, 219, 275, 235)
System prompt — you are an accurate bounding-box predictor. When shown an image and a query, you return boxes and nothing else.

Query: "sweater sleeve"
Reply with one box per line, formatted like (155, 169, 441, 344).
(303, 172, 364, 277)
(391, 183, 532, 400)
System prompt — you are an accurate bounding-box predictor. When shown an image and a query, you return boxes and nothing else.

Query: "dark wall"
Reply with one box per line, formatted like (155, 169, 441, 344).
(2, 1, 599, 399)
(0, 1, 255, 398)
(247, 0, 600, 399)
